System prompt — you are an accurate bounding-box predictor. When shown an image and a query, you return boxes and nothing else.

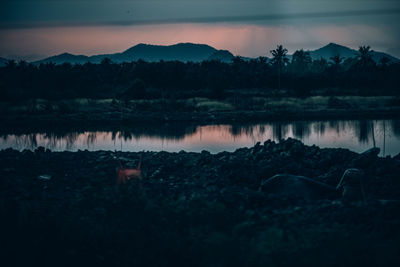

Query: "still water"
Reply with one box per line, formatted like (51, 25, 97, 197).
(1, 120, 400, 156)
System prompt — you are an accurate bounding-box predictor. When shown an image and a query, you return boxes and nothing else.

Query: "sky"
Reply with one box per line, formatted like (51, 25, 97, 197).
(1, 0, 400, 61)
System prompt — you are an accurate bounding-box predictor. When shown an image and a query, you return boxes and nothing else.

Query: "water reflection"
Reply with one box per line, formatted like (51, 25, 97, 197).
(1, 120, 400, 156)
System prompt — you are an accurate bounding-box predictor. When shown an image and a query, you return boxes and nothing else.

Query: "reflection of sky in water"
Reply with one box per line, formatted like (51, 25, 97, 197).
(1, 120, 400, 156)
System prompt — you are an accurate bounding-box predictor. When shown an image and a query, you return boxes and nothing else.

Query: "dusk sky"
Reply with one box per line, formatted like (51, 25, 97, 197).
(1, 0, 400, 61)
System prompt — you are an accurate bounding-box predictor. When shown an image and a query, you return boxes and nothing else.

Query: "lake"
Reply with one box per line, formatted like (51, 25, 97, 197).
(1, 120, 400, 156)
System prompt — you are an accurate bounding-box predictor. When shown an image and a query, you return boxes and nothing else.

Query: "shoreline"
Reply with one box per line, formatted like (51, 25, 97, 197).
(1, 95, 400, 131)
(1, 107, 400, 132)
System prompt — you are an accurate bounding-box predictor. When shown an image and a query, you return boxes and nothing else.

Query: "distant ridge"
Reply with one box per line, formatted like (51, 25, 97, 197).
(119, 43, 217, 62)
(31, 42, 399, 65)
(37, 53, 90, 65)
(34, 43, 233, 65)
(310, 43, 356, 59)
(208, 50, 235, 62)
(0, 57, 8, 67)
(309, 43, 399, 63)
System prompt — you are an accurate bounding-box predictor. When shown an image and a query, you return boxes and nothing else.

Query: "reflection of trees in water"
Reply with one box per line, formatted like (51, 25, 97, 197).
(327, 120, 341, 135)
(326, 120, 357, 137)
(355, 120, 374, 144)
(230, 123, 303, 141)
(318, 120, 376, 144)
(13, 134, 38, 150)
(230, 124, 289, 142)
(110, 124, 198, 142)
(272, 122, 290, 141)
(259, 125, 266, 135)
(230, 125, 255, 137)
(293, 122, 311, 140)
(9, 132, 83, 150)
(312, 122, 326, 137)
(86, 132, 97, 148)
(43, 132, 81, 150)
(229, 124, 268, 143)
(390, 120, 400, 137)
(3, 120, 399, 151)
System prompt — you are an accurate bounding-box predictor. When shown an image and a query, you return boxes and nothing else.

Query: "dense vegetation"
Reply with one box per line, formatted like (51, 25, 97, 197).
(1, 46, 399, 102)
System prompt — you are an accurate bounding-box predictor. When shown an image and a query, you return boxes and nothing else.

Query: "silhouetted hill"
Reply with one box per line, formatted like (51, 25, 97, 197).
(309, 43, 355, 59)
(309, 43, 399, 63)
(35, 43, 220, 64)
(118, 43, 217, 62)
(36, 53, 90, 65)
(208, 50, 234, 62)
(32, 42, 399, 65)
(0, 57, 8, 67)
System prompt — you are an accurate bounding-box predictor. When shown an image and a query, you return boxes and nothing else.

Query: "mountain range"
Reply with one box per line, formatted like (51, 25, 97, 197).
(0, 43, 398, 66)
(32, 43, 235, 65)
(308, 43, 399, 63)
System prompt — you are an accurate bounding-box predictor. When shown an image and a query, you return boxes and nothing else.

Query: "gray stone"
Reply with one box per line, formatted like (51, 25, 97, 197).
(259, 174, 336, 200)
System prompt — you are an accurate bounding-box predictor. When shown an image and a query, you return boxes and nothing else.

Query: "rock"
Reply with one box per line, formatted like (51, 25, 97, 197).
(35, 146, 45, 153)
(259, 174, 336, 200)
(149, 169, 161, 179)
(352, 147, 380, 168)
(362, 147, 380, 157)
(38, 174, 52, 181)
(336, 168, 365, 201)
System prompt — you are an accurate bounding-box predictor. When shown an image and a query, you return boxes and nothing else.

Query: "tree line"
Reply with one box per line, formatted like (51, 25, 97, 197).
(0, 45, 399, 102)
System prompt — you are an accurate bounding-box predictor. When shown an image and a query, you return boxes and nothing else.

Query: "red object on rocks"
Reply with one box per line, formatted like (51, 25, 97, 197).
(116, 156, 142, 185)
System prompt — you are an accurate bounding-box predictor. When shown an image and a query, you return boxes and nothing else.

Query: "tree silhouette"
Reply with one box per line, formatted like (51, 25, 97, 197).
(330, 54, 344, 67)
(379, 56, 390, 68)
(5, 60, 16, 69)
(311, 57, 328, 73)
(291, 49, 312, 73)
(329, 54, 344, 72)
(356, 45, 375, 68)
(270, 45, 289, 89)
(0, 48, 399, 102)
(101, 58, 112, 65)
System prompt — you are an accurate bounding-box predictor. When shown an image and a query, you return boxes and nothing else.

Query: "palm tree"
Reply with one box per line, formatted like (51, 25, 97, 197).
(291, 49, 312, 72)
(329, 54, 344, 72)
(270, 45, 288, 89)
(357, 45, 375, 68)
(311, 57, 328, 73)
(330, 54, 344, 67)
(100, 57, 111, 66)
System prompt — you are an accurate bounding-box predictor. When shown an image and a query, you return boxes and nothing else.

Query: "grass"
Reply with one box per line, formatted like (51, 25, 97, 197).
(195, 100, 234, 111)
(1, 96, 400, 126)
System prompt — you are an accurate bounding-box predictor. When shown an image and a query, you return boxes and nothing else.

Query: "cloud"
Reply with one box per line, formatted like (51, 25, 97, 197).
(1, 8, 400, 29)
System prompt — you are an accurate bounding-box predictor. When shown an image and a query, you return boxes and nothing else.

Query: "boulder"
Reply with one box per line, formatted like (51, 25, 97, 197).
(259, 174, 336, 200)
(336, 168, 366, 201)
(352, 147, 380, 168)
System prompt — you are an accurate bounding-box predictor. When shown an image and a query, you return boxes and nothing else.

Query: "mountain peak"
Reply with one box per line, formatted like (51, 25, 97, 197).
(309, 43, 356, 60)
(326, 42, 339, 46)
(121, 43, 217, 62)
(322, 43, 348, 49)
(58, 52, 75, 57)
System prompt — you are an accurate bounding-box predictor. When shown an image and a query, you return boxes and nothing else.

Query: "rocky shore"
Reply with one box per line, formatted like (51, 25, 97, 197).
(1, 139, 400, 266)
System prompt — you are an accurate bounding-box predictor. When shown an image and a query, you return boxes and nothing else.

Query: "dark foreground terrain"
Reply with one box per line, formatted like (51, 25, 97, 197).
(1, 139, 400, 267)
